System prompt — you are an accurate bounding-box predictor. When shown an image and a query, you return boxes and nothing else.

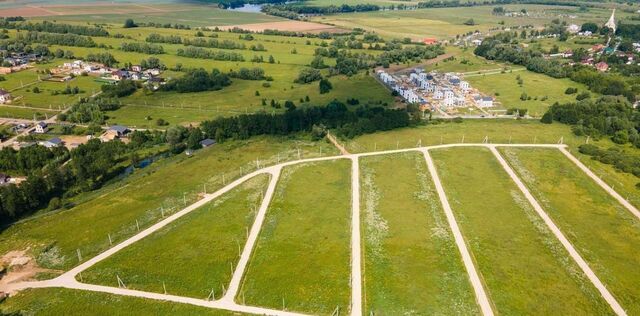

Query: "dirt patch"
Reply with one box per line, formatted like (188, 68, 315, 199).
(0, 250, 62, 290)
(215, 20, 348, 34)
(59, 135, 89, 150)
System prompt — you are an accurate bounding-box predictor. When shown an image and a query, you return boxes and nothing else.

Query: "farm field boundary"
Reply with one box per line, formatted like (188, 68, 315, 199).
(1, 143, 636, 316)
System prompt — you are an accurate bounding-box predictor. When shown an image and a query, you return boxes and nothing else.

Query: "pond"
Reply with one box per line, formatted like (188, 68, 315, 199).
(226, 4, 264, 13)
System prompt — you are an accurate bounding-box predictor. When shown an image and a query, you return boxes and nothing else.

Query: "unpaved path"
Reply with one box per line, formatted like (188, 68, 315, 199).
(327, 133, 350, 155)
(559, 147, 640, 221)
(221, 168, 280, 303)
(422, 149, 494, 316)
(350, 157, 362, 316)
(1, 143, 633, 316)
(490, 146, 626, 316)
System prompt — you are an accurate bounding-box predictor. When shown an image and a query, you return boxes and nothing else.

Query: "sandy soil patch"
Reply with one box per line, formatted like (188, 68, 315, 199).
(0, 250, 62, 291)
(215, 20, 348, 34)
(60, 135, 90, 150)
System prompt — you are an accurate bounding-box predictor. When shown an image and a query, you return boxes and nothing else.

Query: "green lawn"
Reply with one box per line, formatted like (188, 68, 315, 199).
(0, 136, 337, 271)
(344, 120, 587, 153)
(0, 105, 59, 120)
(82, 174, 269, 299)
(10, 75, 99, 109)
(111, 73, 392, 128)
(0, 22, 394, 126)
(343, 120, 640, 210)
(46, 5, 284, 27)
(312, 5, 628, 40)
(466, 70, 593, 117)
(501, 148, 640, 315)
(240, 159, 351, 314)
(360, 152, 478, 315)
(428, 46, 513, 73)
(431, 147, 612, 315)
(0, 288, 239, 315)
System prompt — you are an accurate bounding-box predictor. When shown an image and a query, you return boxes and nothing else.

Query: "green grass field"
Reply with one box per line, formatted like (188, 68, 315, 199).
(37, 4, 284, 27)
(428, 46, 516, 73)
(0, 105, 59, 120)
(111, 73, 392, 128)
(344, 120, 585, 153)
(82, 174, 269, 299)
(344, 120, 640, 210)
(431, 147, 612, 315)
(0, 136, 337, 271)
(360, 152, 478, 315)
(0, 288, 240, 315)
(240, 159, 351, 314)
(465, 69, 593, 116)
(0, 21, 394, 126)
(10, 75, 99, 110)
(312, 4, 629, 40)
(501, 148, 640, 315)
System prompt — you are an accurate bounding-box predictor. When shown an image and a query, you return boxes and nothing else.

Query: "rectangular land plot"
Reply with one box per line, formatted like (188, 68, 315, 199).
(240, 159, 352, 314)
(430, 147, 612, 315)
(501, 147, 640, 314)
(81, 174, 270, 299)
(0, 288, 242, 316)
(360, 152, 478, 315)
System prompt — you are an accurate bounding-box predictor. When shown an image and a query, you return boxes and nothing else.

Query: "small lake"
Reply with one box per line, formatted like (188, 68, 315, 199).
(226, 4, 264, 13)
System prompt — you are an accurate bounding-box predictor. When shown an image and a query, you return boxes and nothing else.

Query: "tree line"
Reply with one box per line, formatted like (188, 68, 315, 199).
(579, 144, 640, 188)
(542, 96, 640, 147)
(176, 46, 245, 61)
(160, 68, 232, 93)
(475, 32, 637, 101)
(200, 99, 414, 143)
(120, 42, 165, 54)
(0, 131, 165, 224)
(16, 31, 101, 48)
(0, 19, 109, 36)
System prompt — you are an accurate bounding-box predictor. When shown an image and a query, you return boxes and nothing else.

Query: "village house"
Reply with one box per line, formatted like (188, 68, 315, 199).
(595, 62, 609, 72)
(40, 137, 63, 148)
(110, 125, 131, 137)
(475, 96, 494, 108)
(423, 38, 438, 45)
(0, 173, 10, 186)
(0, 89, 11, 104)
(34, 121, 48, 134)
(200, 138, 216, 148)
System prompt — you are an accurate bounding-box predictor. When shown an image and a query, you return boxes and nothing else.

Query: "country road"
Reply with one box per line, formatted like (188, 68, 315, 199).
(1, 142, 636, 316)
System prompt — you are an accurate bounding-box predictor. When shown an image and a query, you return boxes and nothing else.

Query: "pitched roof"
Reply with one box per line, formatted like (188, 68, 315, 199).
(200, 138, 216, 147)
(109, 125, 129, 133)
(47, 137, 62, 145)
(37, 121, 47, 127)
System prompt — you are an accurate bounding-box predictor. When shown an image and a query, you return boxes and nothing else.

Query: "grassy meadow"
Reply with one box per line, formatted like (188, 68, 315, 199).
(0, 136, 338, 271)
(501, 148, 640, 315)
(465, 70, 592, 117)
(431, 147, 613, 315)
(29, 2, 283, 27)
(0, 20, 394, 126)
(312, 5, 628, 40)
(82, 174, 270, 299)
(240, 159, 351, 314)
(344, 120, 640, 209)
(360, 152, 477, 315)
(0, 288, 240, 315)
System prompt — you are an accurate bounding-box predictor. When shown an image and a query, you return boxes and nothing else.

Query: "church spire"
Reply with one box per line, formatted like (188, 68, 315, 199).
(605, 9, 616, 33)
